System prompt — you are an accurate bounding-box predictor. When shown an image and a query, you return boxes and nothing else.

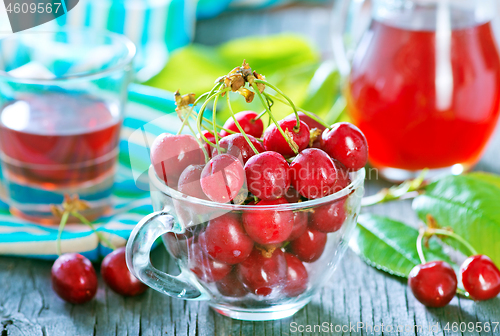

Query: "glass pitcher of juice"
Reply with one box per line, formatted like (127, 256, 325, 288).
(333, 0, 500, 181)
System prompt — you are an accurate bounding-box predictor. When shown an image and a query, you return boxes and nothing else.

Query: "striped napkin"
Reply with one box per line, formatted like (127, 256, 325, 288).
(0, 84, 179, 261)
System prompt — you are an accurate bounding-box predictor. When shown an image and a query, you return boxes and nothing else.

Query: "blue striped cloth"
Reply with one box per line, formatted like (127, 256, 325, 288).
(0, 84, 179, 261)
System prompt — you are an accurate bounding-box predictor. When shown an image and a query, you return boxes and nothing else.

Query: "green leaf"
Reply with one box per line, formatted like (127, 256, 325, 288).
(218, 34, 318, 75)
(351, 214, 455, 278)
(145, 45, 229, 94)
(412, 172, 500, 267)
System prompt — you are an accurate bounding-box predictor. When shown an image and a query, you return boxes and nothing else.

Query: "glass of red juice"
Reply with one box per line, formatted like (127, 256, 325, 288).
(333, 0, 500, 181)
(0, 30, 135, 223)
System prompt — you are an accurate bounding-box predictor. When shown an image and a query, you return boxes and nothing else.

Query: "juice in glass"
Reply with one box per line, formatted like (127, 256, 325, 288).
(347, 20, 500, 176)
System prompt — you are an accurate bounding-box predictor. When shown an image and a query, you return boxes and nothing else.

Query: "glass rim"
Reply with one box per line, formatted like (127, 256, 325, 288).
(0, 29, 136, 84)
(148, 165, 366, 211)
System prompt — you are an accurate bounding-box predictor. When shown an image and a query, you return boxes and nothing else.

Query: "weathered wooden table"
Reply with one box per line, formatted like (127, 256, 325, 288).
(2, 4, 500, 336)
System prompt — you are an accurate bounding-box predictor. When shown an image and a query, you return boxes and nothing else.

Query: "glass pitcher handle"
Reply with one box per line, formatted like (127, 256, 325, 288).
(125, 211, 209, 300)
(332, 0, 373, 76)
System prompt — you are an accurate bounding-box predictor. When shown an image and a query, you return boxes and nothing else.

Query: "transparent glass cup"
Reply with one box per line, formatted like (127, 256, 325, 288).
(126, 165, 365, 321)
(0, 30, 135, 223)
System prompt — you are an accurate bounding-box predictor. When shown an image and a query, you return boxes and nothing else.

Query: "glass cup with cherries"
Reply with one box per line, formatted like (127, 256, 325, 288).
(126, 62, 368, 321)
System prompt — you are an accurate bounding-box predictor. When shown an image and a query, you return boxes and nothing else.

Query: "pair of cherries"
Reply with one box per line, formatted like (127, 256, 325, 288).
(408, 255, 500, 307)
(51, 248, 147, 304)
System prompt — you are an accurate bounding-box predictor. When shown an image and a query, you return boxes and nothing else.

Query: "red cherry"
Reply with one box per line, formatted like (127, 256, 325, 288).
(198, 130, 219, 158)
(283, 253, 308, 297)
(200, 154, 246, 203)
(189, 237, 232, 282)
(263, 119, 310, 157)
(177, 164, 209, 200)
(245, 151, 290, 201)
(284, 187, 302, 203)
(408, 261, 457, 307)
(309, 199, 347, 233)
(101, 247, 148, 297)
(216, 270, 248, 297)
(201, 213, 254, 264)
(290, 228, 327, 263)
(220, 111, 264, 138)
(242, 198, 294, 245)
(237, 248, 287, 296)
(51, 253, 98, 304)
(150, 133, 204, 186)
(461, 255, 500, 301)
(288, 210, 308, 241)
(285, 111, 326, 132)
(212, 133, 264, 164)
(332, 160, 352, 193)
(290, 148, 338, 199)
(321, 122, 368, 171)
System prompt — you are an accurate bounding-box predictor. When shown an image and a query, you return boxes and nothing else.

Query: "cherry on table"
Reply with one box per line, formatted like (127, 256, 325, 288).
(216, 270, 248, 297)
(283, 252, 309, 297)
(220, 111, 264, 138)
(309, 199, 347, 233)
(290, 228, 327, 263)
(212, 133, 264, 164)
(263, 119, 310, 157)
(178, 164, 209, 200)
(200, 154, 246, 203)
(460, 255, 500, 301)
(285, 111, 326, 132)
(408, 261, 457, 307)
(290, 148, 338, 199)
(201, 213, 254, 264)
(237, 248, 287, 296)
(189, 236, 232, 282)
(51, 253, 98, 304)
(244, 151, 290, 201)
(242, 198, 294, 245)
(101, 247, 148, 297)
(150, 133, 204, 186)
(321, 122, 368, 171)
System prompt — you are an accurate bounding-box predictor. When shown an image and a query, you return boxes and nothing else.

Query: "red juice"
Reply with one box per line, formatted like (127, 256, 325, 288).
(347, 20, 500, 171)
(0, 93, 121, 187)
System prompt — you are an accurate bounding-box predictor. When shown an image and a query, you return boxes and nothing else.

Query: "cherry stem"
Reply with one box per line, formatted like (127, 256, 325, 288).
(416, 228, 427, 264)
(197, 88, 231, 160)
(56, 211, 69, 256)
(426, 228, 478, 256)
(71, 211, 116, 250)
(212, 93, 221, 155)
(178, 82, 220, 135)
(255, 79, 301, 131)
(263, 92, 332, 130)
(226, 94, 259, 155)
(253, 109, 268, 122)
(177, 108, 193, 135)
(200, 122, 237, 136)
(361, 170, 428, 207)
(251, 82, 299, 155)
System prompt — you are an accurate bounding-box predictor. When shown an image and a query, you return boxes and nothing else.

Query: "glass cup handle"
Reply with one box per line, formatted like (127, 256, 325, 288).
(125, 211, 210, 300)
(332, 0, 373, 76)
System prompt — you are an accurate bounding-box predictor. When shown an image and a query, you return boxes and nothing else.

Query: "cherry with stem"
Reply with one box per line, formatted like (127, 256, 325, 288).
(262, 92, 331, 130)
(254, 79, 301, 131)
(416, 227, 470, 297)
